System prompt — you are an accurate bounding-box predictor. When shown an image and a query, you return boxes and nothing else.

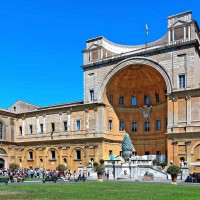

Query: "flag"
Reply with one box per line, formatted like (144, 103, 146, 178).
(146, 23, 148, 35)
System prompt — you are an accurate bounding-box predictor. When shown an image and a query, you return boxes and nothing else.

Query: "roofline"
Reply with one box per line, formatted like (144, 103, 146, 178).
(86, 36, 103, 43)
(37, 100, 84, 110)
(168, 10, 192, 19)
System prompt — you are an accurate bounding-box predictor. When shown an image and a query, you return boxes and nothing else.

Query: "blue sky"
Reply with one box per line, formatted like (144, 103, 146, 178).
(0, 0, 199, 109)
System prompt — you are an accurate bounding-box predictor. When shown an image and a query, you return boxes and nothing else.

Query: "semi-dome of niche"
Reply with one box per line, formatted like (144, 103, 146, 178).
(105, 64, 167, 107)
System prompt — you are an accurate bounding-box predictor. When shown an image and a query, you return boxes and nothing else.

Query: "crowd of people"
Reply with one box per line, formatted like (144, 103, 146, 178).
(0, 167, 110, 182)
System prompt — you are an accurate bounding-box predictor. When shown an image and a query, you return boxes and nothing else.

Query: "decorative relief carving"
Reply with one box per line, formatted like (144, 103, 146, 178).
(185, 96, 191, 101)
(172, 97, 178, 102)
(85, 108, 89, 113)
(140, 105, 152, 119)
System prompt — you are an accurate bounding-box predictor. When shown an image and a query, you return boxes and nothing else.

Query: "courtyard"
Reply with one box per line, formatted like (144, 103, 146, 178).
(0, 181, 200, 200)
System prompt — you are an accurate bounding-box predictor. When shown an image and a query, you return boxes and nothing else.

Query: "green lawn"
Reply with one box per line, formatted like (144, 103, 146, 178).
(0, 182, 199, 200)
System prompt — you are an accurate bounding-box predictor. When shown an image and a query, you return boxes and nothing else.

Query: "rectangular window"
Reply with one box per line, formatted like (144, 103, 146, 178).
(109, 94, 113, 103)
(51, 123, 55, 132)
(131, 97, 137, 106)
(51, 151, 56, 160)
(29, 152, 33, 160)
(145, 151, 150, 155)
(76, 120, 81, 131)
(108, 119, 113, 131)
(90, 90, 94, 101)
(132, 122, 137, 132)
(185, 26, 188, 39)
(19, 126, 22, 135)
(119, 96, 124, 105)
(179, 74, 186, 89)
(76, 150, 81, 160)
(156, 151, 161, 155)
(155, 93, 160, 103)
(156, 120, 161, 130)
(144, 95, 150, 105)
(119, 121, 125, 131)
(29, 125, 33, 134)
(144, 122, 150, 131)
(63, 121, 68, 131)
(40, 124, 44, 133)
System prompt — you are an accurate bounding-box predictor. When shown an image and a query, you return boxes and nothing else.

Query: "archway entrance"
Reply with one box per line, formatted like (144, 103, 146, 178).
(0, 158, 5, 169)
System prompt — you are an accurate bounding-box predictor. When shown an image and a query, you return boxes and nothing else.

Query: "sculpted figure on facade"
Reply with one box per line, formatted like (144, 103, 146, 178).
(140, 105, 152, 119)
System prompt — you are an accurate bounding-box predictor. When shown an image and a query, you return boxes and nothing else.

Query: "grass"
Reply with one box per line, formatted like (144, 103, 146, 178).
(0, 182, 199, 200)
(24, 178, 43, 181)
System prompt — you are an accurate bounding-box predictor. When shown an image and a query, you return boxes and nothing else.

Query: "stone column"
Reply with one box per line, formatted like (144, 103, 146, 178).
(173, 98, 178, 126)
(94, 108, 98, 132)
(188, 25, 191, 41)
(43, 114, 46, 133)
(59, 112, 63, 134)
(168, 30, 171, 44)
(67, 111, 71, 132)
(85, 109, 89, 130)
(184, 26, 186, 41)
(172, 29, 175, 42)
(167, 99, 174, 132)
(66, 146, 71, 170)
(185, 96, 191, 125)
(22, 117, 25, 136)
(36, 115, 39, 134)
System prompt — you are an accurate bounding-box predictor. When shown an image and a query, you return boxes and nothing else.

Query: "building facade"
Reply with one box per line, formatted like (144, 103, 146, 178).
(0, 11, 200, 171)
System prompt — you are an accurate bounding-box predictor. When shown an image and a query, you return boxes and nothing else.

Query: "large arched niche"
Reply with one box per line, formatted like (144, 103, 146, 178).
(98, 57, 172, 103)
(100, 57, 170, 156)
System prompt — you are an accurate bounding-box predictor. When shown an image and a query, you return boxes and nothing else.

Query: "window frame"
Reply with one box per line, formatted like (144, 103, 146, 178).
(89, 89, 94, 102)
(29, 124, 33, 134)
(156, 120, 161, 130)
(76, 120, 81, 131)
(155, 93, 160, 103)
(75, 149, 81, 160)
(19, 126, 23, 135)
(40, 123, 44, 133)
(131, 97, 137, 106)
(63, 121, 68, 131)
(131, 122, 137, 132)
(119, 96, 124, 105)
(179, 74, 186, 89)
(51, 123, 55, 132)
(108, 119, 113, 131)
(144, 95, 150, 105)
(119, 121, 125, 131)
(144, 121, 150, 131)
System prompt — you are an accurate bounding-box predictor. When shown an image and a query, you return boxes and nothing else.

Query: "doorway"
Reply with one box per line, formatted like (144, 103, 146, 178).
(0, 158, 5, 169)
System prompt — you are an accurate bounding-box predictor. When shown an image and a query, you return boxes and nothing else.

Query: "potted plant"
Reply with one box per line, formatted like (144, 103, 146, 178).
(160, 162, 167, 170)
(152, 159, 158, 166)
(93, 159, 105, 182)
(167, 165, 181, 185)
(56, 164, 67, 177)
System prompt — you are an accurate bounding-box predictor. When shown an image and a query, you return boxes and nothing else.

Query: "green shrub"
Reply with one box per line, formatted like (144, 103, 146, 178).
(9, 163, 19, 171)
(56, 164, 67, 172)
(167, 165, 181, 175)
(160, 162, 167, 167)
(99, 159, 105, 165)
(152, 159, 158, 166)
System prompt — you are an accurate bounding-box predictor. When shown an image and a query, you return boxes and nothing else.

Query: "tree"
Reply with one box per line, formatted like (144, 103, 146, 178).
(9, 163, 19, 171)
(56, 164, 67, 172)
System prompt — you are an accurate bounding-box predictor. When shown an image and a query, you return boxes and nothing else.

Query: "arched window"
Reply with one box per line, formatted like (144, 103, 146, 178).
(0, 122, 3, 140)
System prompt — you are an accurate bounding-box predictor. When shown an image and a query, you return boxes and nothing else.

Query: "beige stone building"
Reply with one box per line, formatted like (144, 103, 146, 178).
(0, 11, 200, 171)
